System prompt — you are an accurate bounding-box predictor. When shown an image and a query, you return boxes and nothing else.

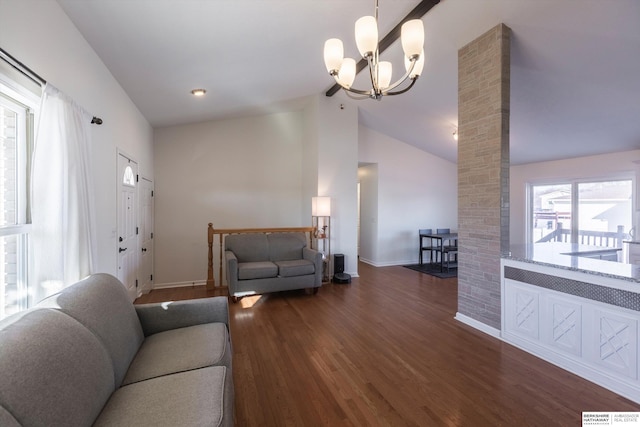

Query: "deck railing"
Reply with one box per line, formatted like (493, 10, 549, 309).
(536, 223, 628, 248)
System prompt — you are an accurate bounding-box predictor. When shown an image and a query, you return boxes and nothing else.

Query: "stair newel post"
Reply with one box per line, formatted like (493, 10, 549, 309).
(207, 223, 215, 290)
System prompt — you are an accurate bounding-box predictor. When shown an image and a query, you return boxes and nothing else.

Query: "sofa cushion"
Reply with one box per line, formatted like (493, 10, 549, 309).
(276, 259, 315, 277)
(238, 261, 278, 280)
(0, 308, 115, 427)
(0, 406, 19, 427)
(135, 296, 230, 337)
(225, 233, 269, 262)
(122, 323, 231, 385)
(37, 273, 145, 387)
(268, 232, 307, 261)
(94, 366, 233, 427)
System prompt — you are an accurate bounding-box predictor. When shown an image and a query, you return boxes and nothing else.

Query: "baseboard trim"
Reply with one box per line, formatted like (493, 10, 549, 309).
(454, 312, 502, 339)
(153, 280, 207, 290)
(359, 258, 416, 268)
(503, 331, 640, 404)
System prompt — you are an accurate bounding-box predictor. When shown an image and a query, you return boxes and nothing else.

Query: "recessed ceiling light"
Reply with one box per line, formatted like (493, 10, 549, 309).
(191, 89, 206, 97)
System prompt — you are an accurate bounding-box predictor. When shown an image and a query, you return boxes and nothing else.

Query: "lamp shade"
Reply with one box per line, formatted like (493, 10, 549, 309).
(338, 58, 356, 88)
(312, 196, 331, 217)
(324, 38, 344, 73)
(400, 19, 424, 58)
(377, 61, 392, 89)
(355, 16, 378, 57)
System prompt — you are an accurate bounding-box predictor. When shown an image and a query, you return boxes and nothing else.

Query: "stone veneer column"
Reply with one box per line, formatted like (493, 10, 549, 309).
(457, 24, 511, 330)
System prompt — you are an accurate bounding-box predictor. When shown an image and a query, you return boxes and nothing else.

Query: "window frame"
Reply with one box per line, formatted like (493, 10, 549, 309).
(0, 72, 39, 319)
(527, 174, 635, 245)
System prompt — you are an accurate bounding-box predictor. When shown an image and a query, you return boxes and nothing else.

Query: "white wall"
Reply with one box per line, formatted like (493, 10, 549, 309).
(358, 126, 458, 266)
(316, 96, 359, 276)
(153, 112, 306, 286)
(0, 0, 154, 276)
(510, 149, 640, 245)
(301, 96, 319, 224)
(154, 94, 361, 286)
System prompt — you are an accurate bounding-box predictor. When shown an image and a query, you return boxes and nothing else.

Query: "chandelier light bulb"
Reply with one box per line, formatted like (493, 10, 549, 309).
(338, 58, 357, 89)
(324, 38, 344, 73)
(377, 61, 392, 90)
(355, 16, 378, 58)
(401, 19, 424, 59)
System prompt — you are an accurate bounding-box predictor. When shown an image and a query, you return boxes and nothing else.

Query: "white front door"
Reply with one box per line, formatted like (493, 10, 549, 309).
(139, 177, 154, 294)
(117, 153, 139, 301)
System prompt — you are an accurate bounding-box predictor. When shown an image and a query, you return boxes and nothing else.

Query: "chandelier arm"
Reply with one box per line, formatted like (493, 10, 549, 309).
(331, 75, 373, 97)
(380, 58, 416, 94)
(385, 77, 418, 96)
(344, 90, 372, 101)
(366, 55, 379, 95)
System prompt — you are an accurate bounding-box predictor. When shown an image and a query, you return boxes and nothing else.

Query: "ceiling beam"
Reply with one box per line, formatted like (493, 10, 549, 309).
(325, 0, 440, 97)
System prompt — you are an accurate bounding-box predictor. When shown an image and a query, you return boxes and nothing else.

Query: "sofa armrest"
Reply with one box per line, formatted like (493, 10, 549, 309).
(135, 296, 230, 337)
(225, 250, 239, 293)
(303, 247, 323, 286)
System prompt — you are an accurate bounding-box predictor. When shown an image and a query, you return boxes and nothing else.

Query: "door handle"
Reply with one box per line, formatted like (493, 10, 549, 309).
(119, 247, 127, 253)
(142, 248, 147, 252)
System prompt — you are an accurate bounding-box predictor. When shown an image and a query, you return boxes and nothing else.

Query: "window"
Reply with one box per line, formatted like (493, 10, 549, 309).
(530, 179, 633, 247)
(0, 75, 37, 320)
(123, 165, 135, 186)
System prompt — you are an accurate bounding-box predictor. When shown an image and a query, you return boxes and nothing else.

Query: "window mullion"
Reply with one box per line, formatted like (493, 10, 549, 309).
(571, 182, 579, 244)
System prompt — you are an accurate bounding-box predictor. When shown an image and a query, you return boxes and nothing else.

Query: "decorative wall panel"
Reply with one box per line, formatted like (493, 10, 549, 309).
(546, 296, 582, 356)
(505, 281, 539, 340)
(593, 308, 637, 379)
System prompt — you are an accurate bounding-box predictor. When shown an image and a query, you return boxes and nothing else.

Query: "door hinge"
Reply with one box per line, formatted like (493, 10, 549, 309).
(150, 274, 153, 281)
(136, 226, 139, 235)
(151, 232, 154, 239)
(136, 174, 139, 182)
(135, 279, 138, 288)
(151, 190, 154, 197)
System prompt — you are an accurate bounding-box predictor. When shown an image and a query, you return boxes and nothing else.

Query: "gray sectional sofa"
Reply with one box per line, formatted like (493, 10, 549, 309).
(0, 273, 233, 427)
(225, 232, 322, 301)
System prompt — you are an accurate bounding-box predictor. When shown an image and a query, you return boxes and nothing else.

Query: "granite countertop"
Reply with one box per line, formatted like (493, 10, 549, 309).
(503, 242, 640, 283)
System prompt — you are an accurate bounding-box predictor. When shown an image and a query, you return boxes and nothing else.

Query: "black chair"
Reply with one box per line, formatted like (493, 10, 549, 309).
(418, 229, 433, 265)
(435, 228, 458, 271)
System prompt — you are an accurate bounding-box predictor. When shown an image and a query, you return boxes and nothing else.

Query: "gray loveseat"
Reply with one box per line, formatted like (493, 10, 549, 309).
(0, 273, 233, 427)
(225, 232, 322, 301)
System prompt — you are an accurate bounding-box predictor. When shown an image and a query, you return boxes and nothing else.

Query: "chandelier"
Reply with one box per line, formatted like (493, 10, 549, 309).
(323, 0, 425, 100)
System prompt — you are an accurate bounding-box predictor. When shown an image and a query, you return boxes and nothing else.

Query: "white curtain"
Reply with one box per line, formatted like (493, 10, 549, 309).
(30, 83, 97, 303)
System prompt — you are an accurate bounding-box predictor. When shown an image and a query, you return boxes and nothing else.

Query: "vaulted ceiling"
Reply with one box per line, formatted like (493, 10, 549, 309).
(57, 0, 640, 165)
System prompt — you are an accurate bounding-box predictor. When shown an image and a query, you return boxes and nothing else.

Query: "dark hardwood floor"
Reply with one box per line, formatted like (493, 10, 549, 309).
(135, 262, 640, 426)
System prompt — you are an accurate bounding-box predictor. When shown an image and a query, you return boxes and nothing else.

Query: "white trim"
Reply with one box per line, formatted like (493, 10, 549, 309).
(0, 224, 31, 237)
(153, 280, 207, 290)
(0, 75, 41, 109)
(503, 331, 640, 404)
(359, 257, 416, 267)
(454, 312, 502, 339)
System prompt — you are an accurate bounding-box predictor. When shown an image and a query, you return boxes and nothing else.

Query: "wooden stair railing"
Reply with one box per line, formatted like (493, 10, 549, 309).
(207, 223, 316, 292)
